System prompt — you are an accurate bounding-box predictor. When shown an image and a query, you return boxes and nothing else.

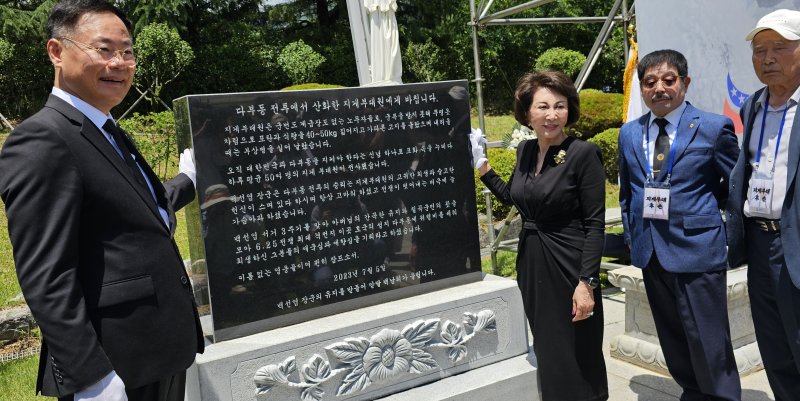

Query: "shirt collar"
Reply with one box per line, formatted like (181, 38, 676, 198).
(51, 87, 114, 131)
(648, 101, 687, 130)
(755, 85, 800, 111)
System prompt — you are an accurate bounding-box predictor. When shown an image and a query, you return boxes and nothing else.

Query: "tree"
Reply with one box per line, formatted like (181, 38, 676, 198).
(133, 22, 194, 105)
(535, 47, 587, 79)
(127, 0, 193, 34)
(404, 38, 449, 83)
(278, 39, 326, 85)
(0, 1, 55, 118)
(0, 37, 12, 67)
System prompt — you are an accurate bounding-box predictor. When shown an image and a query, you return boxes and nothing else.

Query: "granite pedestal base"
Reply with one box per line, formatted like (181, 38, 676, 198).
(185, 274, 536, 401)
(607, 266, 762, 376)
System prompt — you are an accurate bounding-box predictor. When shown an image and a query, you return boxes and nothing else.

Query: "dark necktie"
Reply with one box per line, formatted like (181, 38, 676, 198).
(103, 119, 148, 189)
(652, 118, 670, 178)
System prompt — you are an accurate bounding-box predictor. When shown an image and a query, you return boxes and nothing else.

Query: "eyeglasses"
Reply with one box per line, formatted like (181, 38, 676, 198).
(60, 37, 136, 64)
(642, 75, 684, 90)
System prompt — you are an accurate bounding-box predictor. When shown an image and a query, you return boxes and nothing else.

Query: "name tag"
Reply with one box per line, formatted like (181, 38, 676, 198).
(643, 183, 670, 220)
(748, 175, 774, 217)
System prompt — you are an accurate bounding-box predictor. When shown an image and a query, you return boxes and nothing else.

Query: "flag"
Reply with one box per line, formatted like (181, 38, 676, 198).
(723, 73, 748, 134)
(623, 38, 643, 123)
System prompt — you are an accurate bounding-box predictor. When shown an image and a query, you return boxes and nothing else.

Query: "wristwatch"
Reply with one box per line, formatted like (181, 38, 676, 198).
(579, 275, 600, 289)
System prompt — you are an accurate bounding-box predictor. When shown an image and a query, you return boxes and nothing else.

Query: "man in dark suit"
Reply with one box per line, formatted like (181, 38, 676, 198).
(0, 1, 202, 400)
(618, 49, 741, 400)
(726, 9, 800, 400)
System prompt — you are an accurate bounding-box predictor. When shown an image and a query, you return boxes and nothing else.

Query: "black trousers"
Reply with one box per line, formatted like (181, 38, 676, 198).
(59, 371, 185, 401)
(746, 221, 800, 401)
(642, 257, 741, 401)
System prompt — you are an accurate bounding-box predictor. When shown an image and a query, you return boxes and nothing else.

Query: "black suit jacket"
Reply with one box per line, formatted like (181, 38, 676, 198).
(0, 95, 204, 397)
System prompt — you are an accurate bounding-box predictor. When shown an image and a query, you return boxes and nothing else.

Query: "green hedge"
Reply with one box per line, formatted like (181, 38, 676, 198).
(571, 89, 623, 140)
(588, 127, 620, 183)
(475, 147, 516, 218)
(281, 83, 345, 91)
(535, 47, 586, 79)
(119, 111, 177, 181)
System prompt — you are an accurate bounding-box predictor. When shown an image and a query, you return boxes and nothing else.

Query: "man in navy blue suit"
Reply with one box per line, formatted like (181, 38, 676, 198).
(726, 9, 800, 400)
(618, 49, 741, 400)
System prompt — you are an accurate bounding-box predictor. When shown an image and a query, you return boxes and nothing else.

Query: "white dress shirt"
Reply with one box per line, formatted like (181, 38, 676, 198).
(643, 102, 687, 178)
(744, 86, 799, 219)
(51, 87, 170, 228)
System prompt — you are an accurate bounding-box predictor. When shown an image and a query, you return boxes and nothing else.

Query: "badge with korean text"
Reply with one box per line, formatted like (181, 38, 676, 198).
(748, 175, 774, 217)
(643, 184, 670, 220)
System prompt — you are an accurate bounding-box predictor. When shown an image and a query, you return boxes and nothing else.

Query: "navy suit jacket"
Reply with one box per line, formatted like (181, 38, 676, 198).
(619, 103, 739, 272)
(727, 87, 800, 288)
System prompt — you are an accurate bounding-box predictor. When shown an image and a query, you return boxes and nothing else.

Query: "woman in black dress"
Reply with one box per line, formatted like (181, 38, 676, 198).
(472, 70, 608, 400)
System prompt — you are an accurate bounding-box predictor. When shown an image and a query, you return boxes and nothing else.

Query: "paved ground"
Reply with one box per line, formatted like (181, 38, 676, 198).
(598, 290, 774, 400)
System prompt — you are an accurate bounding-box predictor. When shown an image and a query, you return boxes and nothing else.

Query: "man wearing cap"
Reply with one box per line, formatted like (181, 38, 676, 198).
(727, 9, 800, 399)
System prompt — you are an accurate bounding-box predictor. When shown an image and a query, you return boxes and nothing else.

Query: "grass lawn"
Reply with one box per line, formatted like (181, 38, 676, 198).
(606, 182, 620, 209)
(0, 355, 55, 400)
(0, 134, 20, 307)
(470, 114, 518, 142)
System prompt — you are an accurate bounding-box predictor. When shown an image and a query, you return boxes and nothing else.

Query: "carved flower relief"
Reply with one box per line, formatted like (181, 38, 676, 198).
(363, 329, 413, 381)
(254, 311, 496, 401)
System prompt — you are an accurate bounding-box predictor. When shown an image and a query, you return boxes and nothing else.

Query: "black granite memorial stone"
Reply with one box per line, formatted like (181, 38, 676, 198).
(174, 81, 482, 341)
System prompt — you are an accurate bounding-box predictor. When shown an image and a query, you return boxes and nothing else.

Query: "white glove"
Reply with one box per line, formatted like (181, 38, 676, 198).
(469, 128, 488, 169)
(179, 148, 196, 187)
(74, 370, 127, 401)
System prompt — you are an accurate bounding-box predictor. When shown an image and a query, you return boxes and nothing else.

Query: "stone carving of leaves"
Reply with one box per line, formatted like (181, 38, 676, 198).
(401, 318, 440, 348)
(300, 386, 324, 401)
(464, 310, 496, 333)
(440, 320, 465, 345)
(337, 364, 371, 396)
(440, 320, 468, 363)
(326, 337, 370, 366)
(409, 347, 438, 373)
(300, 355, 331, 384)
(448, 345, 468, 363)
(254, 356, 296, 395)
(327, 338, 372, 396)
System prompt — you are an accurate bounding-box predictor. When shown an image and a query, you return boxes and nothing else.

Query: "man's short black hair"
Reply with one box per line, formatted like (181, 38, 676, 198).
(637, 49, 688, 80)
(46, 0, 132, 39)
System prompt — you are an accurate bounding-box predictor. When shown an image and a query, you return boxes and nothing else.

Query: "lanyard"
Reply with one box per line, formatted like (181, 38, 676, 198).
(754, 93, 789, 175)
(644, 118, 679, 184)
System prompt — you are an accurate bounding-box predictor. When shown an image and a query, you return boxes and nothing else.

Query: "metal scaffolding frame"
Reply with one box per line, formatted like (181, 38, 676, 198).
(469, 0, 635, 274)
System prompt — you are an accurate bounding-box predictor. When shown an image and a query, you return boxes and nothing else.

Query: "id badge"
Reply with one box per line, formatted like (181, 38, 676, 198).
(748, 174, 774, 217)
(643, 183, 670, 220)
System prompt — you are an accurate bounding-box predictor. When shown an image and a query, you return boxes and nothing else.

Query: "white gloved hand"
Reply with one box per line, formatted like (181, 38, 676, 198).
(74, 370, 127, 401)
(469, 128, 488, 169)
(179, 148, 196, 187)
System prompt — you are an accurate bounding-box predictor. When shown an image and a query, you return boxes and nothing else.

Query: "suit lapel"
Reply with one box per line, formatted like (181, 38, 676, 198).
(82, 120, 166, 226)
(666, 103, 700, 178)
(786, 100, 800, 193)
(631, 113, 649, 175)
(741, 89, 763, 162)
(45, 96, 169, 232)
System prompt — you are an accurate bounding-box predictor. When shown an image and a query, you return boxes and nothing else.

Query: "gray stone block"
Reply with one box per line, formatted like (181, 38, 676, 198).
(186, 274, 531, 401)
(0, 304, 36, 346)
(375, 352, 539, 401)
(607, 266, 762, 376)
